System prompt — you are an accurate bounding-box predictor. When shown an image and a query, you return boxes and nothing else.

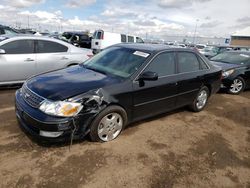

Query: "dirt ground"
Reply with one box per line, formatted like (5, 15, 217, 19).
(0, 88, 249, 188)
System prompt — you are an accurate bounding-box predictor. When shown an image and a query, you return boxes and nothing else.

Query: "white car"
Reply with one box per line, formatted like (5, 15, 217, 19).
(195, 44, 207, 53)
(0, 35, 92, 86)
(91, 30, 144, 54)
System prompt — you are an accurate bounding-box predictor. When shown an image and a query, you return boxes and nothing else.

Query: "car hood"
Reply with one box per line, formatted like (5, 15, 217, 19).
(209, 60, 242, 70)
(26, 65, 123, 101)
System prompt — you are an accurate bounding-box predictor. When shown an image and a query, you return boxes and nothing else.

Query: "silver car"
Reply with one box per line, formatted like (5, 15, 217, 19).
(0, 35, 92, 86)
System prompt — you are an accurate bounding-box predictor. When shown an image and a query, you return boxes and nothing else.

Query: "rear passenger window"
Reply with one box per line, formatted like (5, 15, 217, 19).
(178, 52, 200, 73)
(121, 34, 127, 42)
(136, 37, 144, 43)
(36, 40, 68, 53)
(1, 40, 34, 54)
(128, 36, 134, 43)
(145, 52, 175, 77)
(198, 56, 209, 70)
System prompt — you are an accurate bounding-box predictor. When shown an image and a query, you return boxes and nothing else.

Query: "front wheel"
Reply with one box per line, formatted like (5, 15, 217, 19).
(89, 105, 127, 142)
(190, 86, 209, 112)
(228, 77, 245, 95)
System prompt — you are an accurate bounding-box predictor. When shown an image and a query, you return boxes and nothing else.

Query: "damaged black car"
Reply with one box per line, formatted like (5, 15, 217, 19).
(15, 43, 222, 142)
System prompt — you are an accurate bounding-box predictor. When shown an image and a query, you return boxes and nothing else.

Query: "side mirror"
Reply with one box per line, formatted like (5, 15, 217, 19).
(0, 49, 6, 54)
(139, 71, 158, 81)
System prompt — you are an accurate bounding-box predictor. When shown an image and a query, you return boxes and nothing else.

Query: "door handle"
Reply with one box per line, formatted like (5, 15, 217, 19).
(61, 56, 69, 60)
(24, 58, 34, 62)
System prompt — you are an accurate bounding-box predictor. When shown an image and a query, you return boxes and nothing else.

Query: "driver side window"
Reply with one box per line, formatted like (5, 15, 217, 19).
(144, 52, 176, 77)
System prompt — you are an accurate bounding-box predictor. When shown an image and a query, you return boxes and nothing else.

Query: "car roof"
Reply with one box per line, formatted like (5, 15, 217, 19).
(0, 35, 76, 49)
(113, 43, 195, 53)
(207, 45, 230, 48)
(0, 34, 69, 42)
(224, 51, 250, 55)
(63, 31, 89, 35)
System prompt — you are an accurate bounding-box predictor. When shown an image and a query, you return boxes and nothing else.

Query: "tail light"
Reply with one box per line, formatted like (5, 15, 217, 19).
(87, 54, 93, 58)
(101, 32, 104, 39)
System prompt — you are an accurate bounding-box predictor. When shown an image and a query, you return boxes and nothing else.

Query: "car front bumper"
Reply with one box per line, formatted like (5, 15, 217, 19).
(15, 89, 87, 143)
(220, 77, 235, 89)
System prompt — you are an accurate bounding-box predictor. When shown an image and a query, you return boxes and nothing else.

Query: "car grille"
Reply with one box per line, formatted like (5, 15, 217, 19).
(21, 84, 45, 108)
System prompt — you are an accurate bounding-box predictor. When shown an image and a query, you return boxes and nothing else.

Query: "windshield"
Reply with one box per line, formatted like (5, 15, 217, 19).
(62, 33, 72, 40)
(211, 52, 250, 65)
(204, 46, 218, 52)
(4, 28, 19, 34)
(93, 31, 103, 39)
(83, 47, 149, 78)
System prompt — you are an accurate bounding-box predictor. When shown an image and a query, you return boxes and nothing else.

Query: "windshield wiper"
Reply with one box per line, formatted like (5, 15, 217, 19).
(83, 65, 107, 75)
(211, 60, 231, 64)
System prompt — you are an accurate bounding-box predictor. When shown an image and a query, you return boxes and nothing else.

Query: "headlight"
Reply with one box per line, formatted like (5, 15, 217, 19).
(222, 69, 235, 78)
(39, 100, 83, 117)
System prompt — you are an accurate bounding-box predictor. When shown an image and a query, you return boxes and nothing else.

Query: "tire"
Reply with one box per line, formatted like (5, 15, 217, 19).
(228, 77, 245, 95)
(89, 105, 128, 142)
(189, 86, 209, 112)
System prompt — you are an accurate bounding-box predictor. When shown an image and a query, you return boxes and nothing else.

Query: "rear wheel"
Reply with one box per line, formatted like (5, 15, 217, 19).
(89, 105, 127, 142)
(228, 77, 245, 95)
(190, 86, 209, 112)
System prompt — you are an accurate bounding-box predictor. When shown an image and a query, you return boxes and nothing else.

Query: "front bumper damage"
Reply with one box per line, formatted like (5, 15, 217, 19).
(15, 89, 108, 143)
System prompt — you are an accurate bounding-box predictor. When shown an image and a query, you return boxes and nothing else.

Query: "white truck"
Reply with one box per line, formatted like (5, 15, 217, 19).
(91, 30, 144, 54)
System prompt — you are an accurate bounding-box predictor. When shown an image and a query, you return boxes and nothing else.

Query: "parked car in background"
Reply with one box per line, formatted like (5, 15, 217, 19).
(232, 46, 249, 51)
(210, 51, 250, 94)
(61, 32, 92, 49)
(0, 36, 92, 86)
(200, 45, 232, 58)
(176, 43, 186, 48)
(0, 25, 19, 35)
(195, 44, 206, 52)
(17, 29, 36, 35)
(165, 41, 174, 45)
(91, 30, 144, 54)
(15, 43, 221, 143)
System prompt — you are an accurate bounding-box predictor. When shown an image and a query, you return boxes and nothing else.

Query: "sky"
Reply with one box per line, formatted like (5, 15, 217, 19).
(0, 0, 249, 39)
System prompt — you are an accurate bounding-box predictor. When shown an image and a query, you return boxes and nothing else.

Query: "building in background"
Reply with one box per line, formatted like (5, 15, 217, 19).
(231, 26, 250, 46)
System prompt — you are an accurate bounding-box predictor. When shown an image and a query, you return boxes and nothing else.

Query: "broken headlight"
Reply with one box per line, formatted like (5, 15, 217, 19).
(222, 69, 235, 78)
(39, 100, 83, 117)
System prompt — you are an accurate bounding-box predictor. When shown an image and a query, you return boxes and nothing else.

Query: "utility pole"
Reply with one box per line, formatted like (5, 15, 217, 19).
(192, 19, 199, 45)
(27, 15, 30, 29)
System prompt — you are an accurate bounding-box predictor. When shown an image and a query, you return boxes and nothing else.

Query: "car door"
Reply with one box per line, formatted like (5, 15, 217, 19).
(175, 51, 204, 107)
(0, 39, 36, 83)
(35, 40, 69, 74)
(132, 52, 178, 120)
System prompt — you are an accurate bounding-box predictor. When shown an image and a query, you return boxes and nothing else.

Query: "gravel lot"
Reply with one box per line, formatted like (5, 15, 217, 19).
(0, 89, 249, 188)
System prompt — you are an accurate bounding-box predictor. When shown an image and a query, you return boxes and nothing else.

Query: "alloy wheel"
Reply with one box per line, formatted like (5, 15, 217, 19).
(196, 90, 208, 110)
(97, 113, 123, 142)
(229, 78, 243, 94)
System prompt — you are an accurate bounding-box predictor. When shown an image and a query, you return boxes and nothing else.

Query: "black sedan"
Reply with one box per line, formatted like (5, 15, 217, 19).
(210, 51, 250, 94)
(15, 44, 222, 142)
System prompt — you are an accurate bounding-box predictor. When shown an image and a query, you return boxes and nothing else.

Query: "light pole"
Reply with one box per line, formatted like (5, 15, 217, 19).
(193, 19, 199, 45)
